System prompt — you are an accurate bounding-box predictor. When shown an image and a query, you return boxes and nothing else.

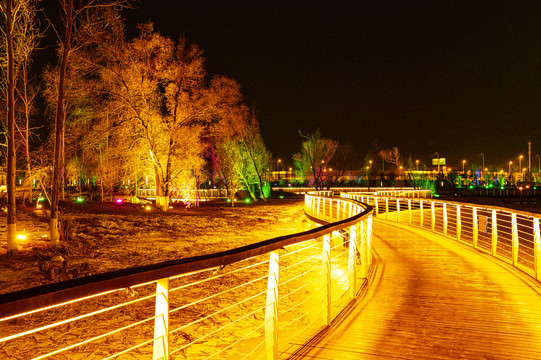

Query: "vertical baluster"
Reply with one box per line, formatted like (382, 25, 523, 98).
(153, 278, 169, 360)
(512, 213, 519, 266)
(348, 225, 357, 299)
(431, 202, 435, 232)
(472, 207, 478, 249)
(367, 216, 373, 267)
(359, 220, 367, 278)
(420, 201, 424, 229)
(533, 218, 540, 281)
(443, 203, 448, 237)
(408, 199, 412, 225)
(457, 205, 461, 241)
(321, 235, 332, 326)
(491, 209, 498, 256)
(265, 251, 280, 360)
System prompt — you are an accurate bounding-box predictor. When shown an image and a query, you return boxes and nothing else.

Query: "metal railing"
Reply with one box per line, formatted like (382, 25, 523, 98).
(343, 192, 541, 282)
(0, 193, 373, 359)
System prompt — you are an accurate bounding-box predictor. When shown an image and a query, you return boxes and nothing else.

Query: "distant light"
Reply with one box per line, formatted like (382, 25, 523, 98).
(38, 197, 45, 202)
(76, 197, 85, 203)
(16, 233, 27, 241)
(145, 205, 151, 211)
(227, 199, 231, 202)
(519, 187, 523, 191)
(115, 198, 123, 204)
(279, 195, 284, 199)
(433, 194, 440, 198)
(36, 204, 42, 209)
(245, 198, 251, 204)
(469, 186, 473, 189)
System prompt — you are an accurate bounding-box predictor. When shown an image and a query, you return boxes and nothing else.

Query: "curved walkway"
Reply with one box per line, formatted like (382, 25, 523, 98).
(290, 219, 541, 359)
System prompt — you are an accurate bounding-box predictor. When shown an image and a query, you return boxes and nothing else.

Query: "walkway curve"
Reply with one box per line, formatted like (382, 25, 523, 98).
(289, 219, 541, 359)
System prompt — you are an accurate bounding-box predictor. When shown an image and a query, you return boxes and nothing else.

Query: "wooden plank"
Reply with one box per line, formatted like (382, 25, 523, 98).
(287, 220, 541, 360)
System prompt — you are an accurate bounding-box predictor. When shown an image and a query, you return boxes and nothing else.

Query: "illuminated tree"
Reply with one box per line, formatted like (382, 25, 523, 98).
(379, 147, 403, 173)
(292, 129, 338, 190)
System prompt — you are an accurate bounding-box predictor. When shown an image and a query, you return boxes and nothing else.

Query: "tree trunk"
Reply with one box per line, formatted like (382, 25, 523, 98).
(155, 166, 168, 211)
(6, 0, 17, 253)
(51, 0, 73, 246)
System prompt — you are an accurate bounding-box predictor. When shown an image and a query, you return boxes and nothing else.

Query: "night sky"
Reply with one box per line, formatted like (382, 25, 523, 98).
(124, 1, 541, 170)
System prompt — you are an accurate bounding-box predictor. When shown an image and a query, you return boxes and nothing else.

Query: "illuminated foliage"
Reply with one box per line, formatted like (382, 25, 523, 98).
(293, 129, 338, 190)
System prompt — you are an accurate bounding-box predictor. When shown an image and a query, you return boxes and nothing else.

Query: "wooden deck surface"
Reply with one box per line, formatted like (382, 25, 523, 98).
(286, 219, 541, 359)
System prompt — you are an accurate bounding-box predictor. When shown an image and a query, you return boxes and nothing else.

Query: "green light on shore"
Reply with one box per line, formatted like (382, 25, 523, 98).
(227, 198, 231, 202)
(245, 198, 251, 204)
(38, 197, 45, 202)
(279, 195, 284, 199)
(76, 197, 85, 203)
(433, 194, 440, 198)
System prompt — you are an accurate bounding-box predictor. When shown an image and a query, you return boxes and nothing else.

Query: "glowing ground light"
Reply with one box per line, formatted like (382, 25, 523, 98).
(279, 196, 284, 199)
(16, 234, 27, 241)
(38, 197, 45, 202)
(115, 198, 123, 204)
(245, 199, 251, 204)
(76, 197, 85, 203)
(227, 199, 231, 202)
(145, 205, 151, 211)
(36, 204, 42, 209)
(433, 194, 440, 198)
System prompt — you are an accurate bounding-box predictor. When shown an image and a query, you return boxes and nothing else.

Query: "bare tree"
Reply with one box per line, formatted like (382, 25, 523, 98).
(293, 129, 338, 190)
(50, 0, 130, 245)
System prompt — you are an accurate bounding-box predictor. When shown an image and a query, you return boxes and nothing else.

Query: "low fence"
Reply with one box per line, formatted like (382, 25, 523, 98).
(0, 193, 373, 359)
(343, 192, 541, 282)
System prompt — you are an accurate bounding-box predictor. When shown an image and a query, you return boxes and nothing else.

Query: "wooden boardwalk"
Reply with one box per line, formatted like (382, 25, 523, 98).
(288, 219, 541, 359)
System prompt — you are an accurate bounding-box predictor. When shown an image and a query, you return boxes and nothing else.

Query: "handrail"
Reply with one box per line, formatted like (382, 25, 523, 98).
(0, 194, 373, 359)
(343, 192, 541, 283)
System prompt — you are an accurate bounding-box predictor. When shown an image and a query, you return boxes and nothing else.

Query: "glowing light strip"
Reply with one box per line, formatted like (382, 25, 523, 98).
(170, 289, 267, 333)
(0, 288, 121, 323)
(1, 291, 157, 343)
(171, 303, 272, 355)
(169, 274, 268, 315)
(279, 274, 317, 300)
(204, 322, 266, 359)
(32, 315, 158, 360)
(169, 261, 268, 294)
(102, 337, 155, 360)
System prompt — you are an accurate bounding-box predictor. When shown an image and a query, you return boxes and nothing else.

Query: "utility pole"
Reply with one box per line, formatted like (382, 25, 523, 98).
(528, 141, 531, 175)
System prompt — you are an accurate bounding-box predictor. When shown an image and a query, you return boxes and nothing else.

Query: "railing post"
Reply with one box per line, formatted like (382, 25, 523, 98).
(512, 213, 519, 266)
(396, 198, 400, 222)
(367, 216, 373, 268)
(408, 199, 412, 225)
(443, 203, 448, 237)
(472, 207, 478, 249)
(431, 201, 435, 233)
(385, 198, 389, 220)
(153, 278, 169, 360)
(534, 218, 540, 281)
(321, 235, 332, 326)
(491, 210, 498, 256)
(265, 250, 280, 360)
(420, 201, 424, 229)
(348, 225, 357, 299)
(456, 205, 461, 241)
(359, 220, 367, 278)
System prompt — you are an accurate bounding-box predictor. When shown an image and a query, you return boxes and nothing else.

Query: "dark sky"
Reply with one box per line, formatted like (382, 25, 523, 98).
(124, 1, 541, 170)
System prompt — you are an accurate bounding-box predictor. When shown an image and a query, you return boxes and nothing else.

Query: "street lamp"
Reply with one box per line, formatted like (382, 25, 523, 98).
(537, 154, 540, 174)
(509, 161, 513, 174)
(416, 159, 419, 171)
(480, 153, 485, 170)
(462, 160, 466, 174)
(519, 155, 523, 171)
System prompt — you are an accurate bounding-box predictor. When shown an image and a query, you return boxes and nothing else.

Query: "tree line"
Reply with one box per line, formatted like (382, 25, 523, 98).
(1, 0, 272, 252)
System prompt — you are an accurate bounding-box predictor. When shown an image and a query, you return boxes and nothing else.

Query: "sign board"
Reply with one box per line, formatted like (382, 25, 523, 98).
(432, 158, 446, 165)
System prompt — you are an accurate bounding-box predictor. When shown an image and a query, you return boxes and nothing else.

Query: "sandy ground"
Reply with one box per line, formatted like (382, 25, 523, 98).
(0, 199, 309, 295)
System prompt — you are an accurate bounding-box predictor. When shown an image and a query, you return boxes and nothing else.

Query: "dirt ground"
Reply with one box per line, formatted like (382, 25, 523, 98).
(0, 198, 309, 295)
